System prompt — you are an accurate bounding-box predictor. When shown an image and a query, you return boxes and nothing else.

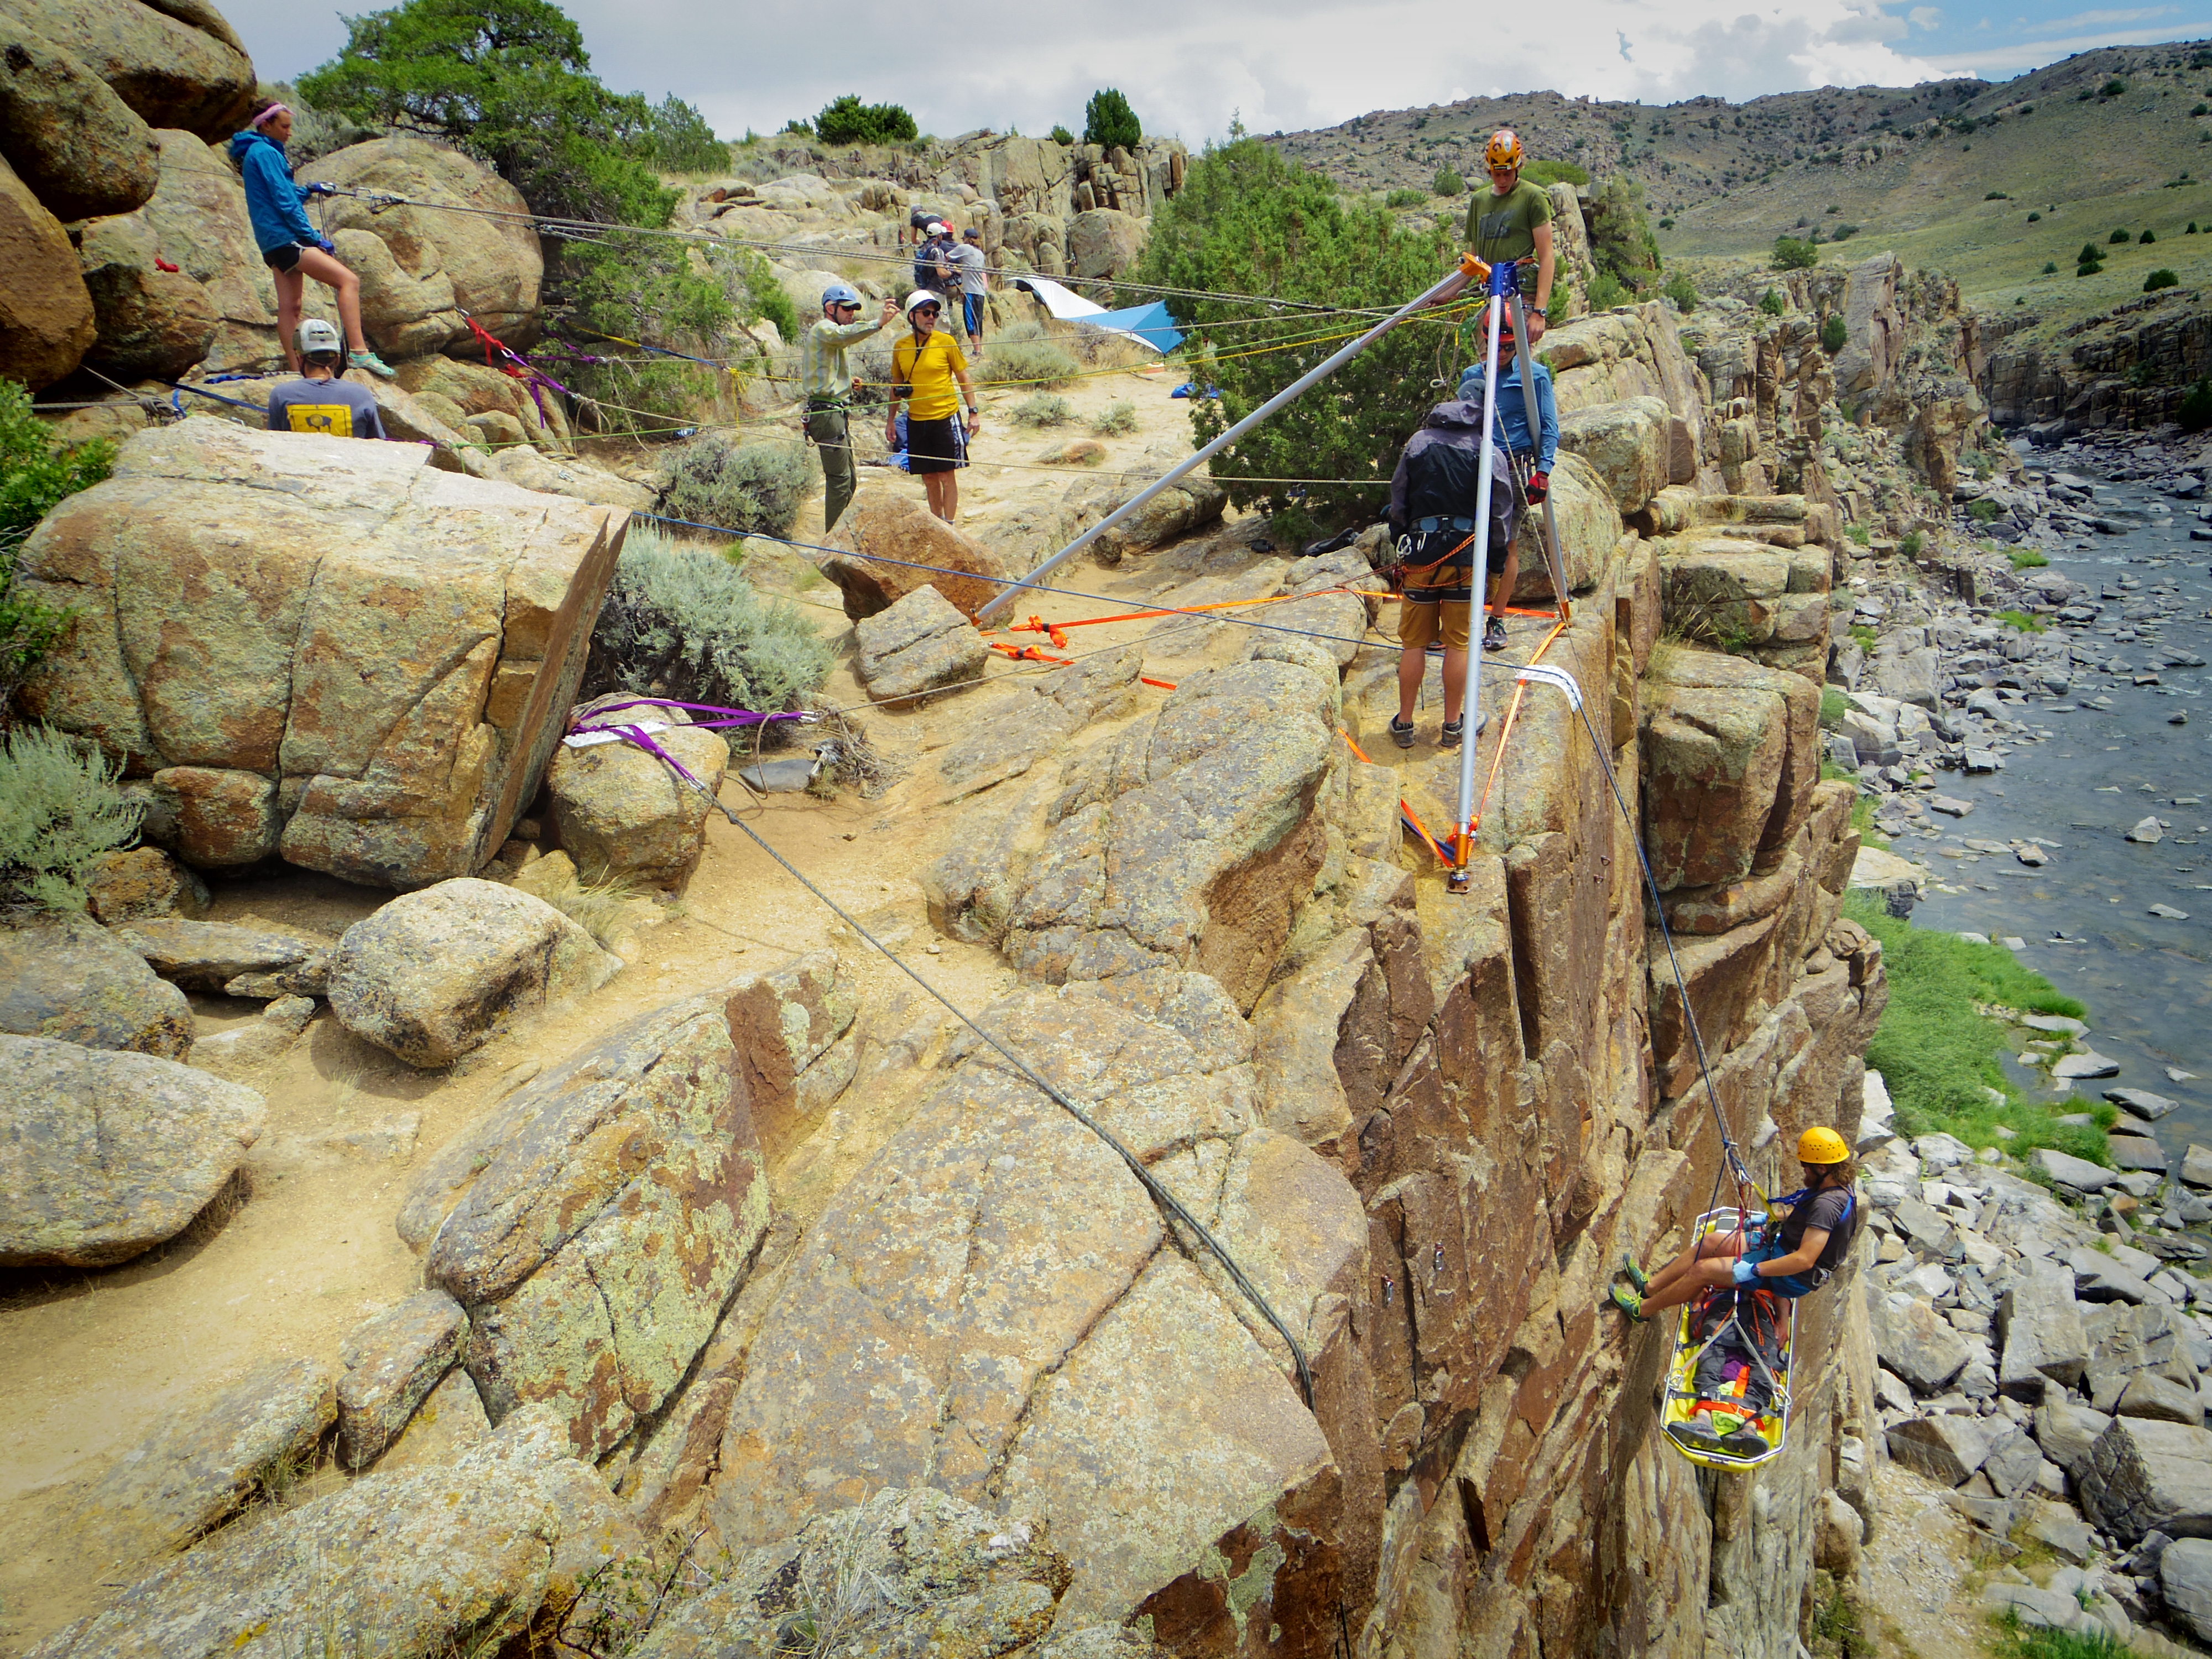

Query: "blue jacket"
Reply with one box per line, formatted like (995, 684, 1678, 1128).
(1459, 359, 1558, 472)
(228, 130, 317, 254)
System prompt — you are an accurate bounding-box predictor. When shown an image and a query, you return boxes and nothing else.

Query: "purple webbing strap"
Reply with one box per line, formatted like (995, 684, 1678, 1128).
(565, 700, 810, 811)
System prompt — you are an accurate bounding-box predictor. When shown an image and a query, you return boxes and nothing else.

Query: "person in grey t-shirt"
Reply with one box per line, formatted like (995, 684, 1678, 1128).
(951, 227, 989, 356)
(265, 318, 388, 440)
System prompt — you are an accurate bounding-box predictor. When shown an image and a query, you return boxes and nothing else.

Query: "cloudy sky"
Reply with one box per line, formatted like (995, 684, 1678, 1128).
(226, 0, 2212, 144)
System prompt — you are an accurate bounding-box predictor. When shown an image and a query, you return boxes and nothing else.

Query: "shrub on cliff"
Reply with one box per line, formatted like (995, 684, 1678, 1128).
(655, 435, 811, 539)
(0, 726, 140, 915)
(581, 528, 828, 722)
(1136, 138, 1451, 539)
(815, 96, 917, 146)
(1819, 314, 1848, 353)
(1773, 236, 1818, 270)
(2, 382, 112, 723)
(1084, 88, 1141, 150)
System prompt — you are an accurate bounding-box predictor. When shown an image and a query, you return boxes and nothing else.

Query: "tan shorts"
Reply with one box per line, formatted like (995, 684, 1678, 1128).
(1399, 597, 1472, 652)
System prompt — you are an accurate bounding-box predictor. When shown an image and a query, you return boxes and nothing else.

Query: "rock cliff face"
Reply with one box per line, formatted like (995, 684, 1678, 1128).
(1982, 289, 2212, 435)
(486, 294, 1881, 1656)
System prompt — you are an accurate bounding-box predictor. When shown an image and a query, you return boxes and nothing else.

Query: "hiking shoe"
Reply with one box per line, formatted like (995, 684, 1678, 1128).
(1607, 1285, 1645, 1323)
(1388, 715, 1416, 750)
(1719, 1428, 1770, 1459)
(1484, 617, 1509, 652)
(1439, 716, 1465, 749)
(1621, 1255, 1650, 1295)
(1668, 1419, 1724, 1455)
(349, 349, 398, 380)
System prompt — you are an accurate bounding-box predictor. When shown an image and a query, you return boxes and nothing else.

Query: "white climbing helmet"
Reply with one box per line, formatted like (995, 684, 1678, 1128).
(905, 289, 943, 319)
(295, 317, 342, 359)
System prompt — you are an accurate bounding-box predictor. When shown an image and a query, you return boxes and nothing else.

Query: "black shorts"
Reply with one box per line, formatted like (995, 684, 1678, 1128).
(907, 414, 964, 474)
(263, 243, 303, 273)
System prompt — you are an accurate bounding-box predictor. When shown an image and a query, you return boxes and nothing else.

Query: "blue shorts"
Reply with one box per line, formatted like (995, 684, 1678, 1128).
(1751, 1242, 1818, 1298)
(963, 294, 984, 336)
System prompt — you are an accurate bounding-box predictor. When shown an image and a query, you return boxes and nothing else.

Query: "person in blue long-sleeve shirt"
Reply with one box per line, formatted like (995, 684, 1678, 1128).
(228, 102, 395, 379)
(1460, 315, 1558, 488)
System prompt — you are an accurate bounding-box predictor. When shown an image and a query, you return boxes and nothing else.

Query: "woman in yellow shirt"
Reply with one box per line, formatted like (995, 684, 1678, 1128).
(888, 289, 982, 523)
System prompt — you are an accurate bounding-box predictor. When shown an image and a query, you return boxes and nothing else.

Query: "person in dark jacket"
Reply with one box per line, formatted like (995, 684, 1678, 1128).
(1384, 399, 1518, 749)
(229, 103, 394, 380)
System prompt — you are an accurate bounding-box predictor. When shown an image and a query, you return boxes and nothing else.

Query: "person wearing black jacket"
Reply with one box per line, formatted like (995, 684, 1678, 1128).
(1384, 399, 1518, 749)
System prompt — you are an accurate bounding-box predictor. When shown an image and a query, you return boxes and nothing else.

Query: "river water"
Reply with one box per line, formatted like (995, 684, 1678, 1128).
(1902, 475, 2212, 1146)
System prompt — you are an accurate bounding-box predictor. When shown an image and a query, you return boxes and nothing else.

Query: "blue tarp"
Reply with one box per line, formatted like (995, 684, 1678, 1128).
(1074, 301, 1183, 355)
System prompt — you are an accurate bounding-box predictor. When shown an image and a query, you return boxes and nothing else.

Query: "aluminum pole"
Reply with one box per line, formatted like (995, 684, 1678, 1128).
(1447, 260, 1520, 893)
(1506, 290, 1572, 619)
(975, 252, 1492, 624)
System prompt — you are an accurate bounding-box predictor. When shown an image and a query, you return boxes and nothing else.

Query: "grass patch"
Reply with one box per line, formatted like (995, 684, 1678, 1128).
(1850, 623, 1879, 650)
(1820, 687, 1849, 726)
(974, 321, 1079, 388)
(1845, 892, 2103, 1164)
(1809, 1570, 1875, 1659)
(1997, 609, 2047, 633)
(1989, 1608, 2125, 1659)
(2007, 546, 2051, 570)
(1088, 400, 1138, 436)
(1846, 523, 1872, 546)
(541, 872, 648, 946)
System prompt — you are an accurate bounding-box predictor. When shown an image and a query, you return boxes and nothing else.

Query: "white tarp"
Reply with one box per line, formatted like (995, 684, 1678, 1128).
(1011, 276, 1108, 320)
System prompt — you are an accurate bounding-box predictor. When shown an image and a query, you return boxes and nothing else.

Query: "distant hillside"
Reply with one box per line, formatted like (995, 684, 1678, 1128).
(1263, 40, 2212, 365)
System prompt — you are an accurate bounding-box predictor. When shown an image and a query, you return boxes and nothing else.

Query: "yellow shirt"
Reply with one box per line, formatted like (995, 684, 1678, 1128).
(891, 328, 968, 421)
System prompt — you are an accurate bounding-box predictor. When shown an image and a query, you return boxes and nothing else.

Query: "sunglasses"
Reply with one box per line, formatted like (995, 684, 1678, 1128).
(915, 304, 941, 315)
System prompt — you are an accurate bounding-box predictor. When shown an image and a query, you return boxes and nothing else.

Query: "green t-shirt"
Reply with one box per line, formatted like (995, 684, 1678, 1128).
(1464, 179, 1554, 267)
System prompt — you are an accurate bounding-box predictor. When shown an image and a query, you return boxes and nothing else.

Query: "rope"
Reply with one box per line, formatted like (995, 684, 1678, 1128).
(565, 691, 1320, 1406)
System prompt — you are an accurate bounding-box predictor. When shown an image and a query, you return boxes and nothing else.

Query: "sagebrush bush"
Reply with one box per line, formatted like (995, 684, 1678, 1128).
(581, 528, 830, 725)
(1009, 394, 1074, 427)
(1089, 400, 1138, 436)
(975, 322, 1079, 388)
(654, 435, 811, 538)
(0, 725, 141, 914)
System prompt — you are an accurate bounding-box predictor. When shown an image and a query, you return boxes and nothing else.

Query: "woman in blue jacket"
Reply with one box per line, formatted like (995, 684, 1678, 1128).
(1457, 315, 1557, 650)
(229, 103, 394, 379)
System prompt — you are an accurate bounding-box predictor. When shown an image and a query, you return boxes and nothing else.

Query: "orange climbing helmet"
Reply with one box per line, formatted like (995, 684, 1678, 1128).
(1797, 1126, 1851, 1164)
(1485, 129, 1525, 171)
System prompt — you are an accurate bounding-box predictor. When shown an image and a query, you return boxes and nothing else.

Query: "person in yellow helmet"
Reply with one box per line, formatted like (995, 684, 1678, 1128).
(1465, 128, 1556, 343)
(1609, 1127, 1860, 1322)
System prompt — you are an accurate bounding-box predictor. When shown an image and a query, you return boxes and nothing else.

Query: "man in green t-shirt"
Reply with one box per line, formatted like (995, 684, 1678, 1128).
(1463, 128, 1556, 342)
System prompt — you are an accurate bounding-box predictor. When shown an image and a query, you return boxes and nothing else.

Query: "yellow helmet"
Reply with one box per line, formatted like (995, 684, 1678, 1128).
(1485, 129, 1525, 171)
(1797, 1126, 1851, 1165)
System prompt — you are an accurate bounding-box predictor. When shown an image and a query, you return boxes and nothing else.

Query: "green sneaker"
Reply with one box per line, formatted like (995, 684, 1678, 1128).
(1621, 1255, 1650, 1295)
(1607, 1284, 1646, 1323)
(348, 349, 398, 380)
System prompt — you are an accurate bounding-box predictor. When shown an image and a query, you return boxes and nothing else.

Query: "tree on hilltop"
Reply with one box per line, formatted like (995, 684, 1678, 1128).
(1084, 89, 1141, 150)
(815, 96, 918, 146)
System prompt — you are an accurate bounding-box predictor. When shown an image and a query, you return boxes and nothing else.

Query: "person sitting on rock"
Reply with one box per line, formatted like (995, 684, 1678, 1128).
(266, 320, 387, 440)
(1383, 397, 1518, 750)
(804, 283, 900, 533)
(229, 102, 395, 380)
(886, 290, 979, 524)
(1610, 1127, 1863, 1323)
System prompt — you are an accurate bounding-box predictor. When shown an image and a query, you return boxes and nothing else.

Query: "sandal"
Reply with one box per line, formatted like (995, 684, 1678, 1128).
(1389, 715, 1415, 750)
(348, 349, 398, 380)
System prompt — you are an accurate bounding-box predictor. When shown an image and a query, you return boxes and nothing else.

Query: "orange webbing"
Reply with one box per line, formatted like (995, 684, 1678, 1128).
(989, 640, 1176, 690)
(1006, 583, 1371, 635)
(1337, 728, 1454, 867)
(1460, 615, 1571, 853)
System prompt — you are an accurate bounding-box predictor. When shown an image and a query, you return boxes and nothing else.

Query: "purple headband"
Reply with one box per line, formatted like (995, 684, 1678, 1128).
(251, 102, 289, 128)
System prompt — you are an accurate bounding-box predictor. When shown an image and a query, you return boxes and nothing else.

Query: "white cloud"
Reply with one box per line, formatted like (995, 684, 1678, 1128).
(211, 0, 2203, 149)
